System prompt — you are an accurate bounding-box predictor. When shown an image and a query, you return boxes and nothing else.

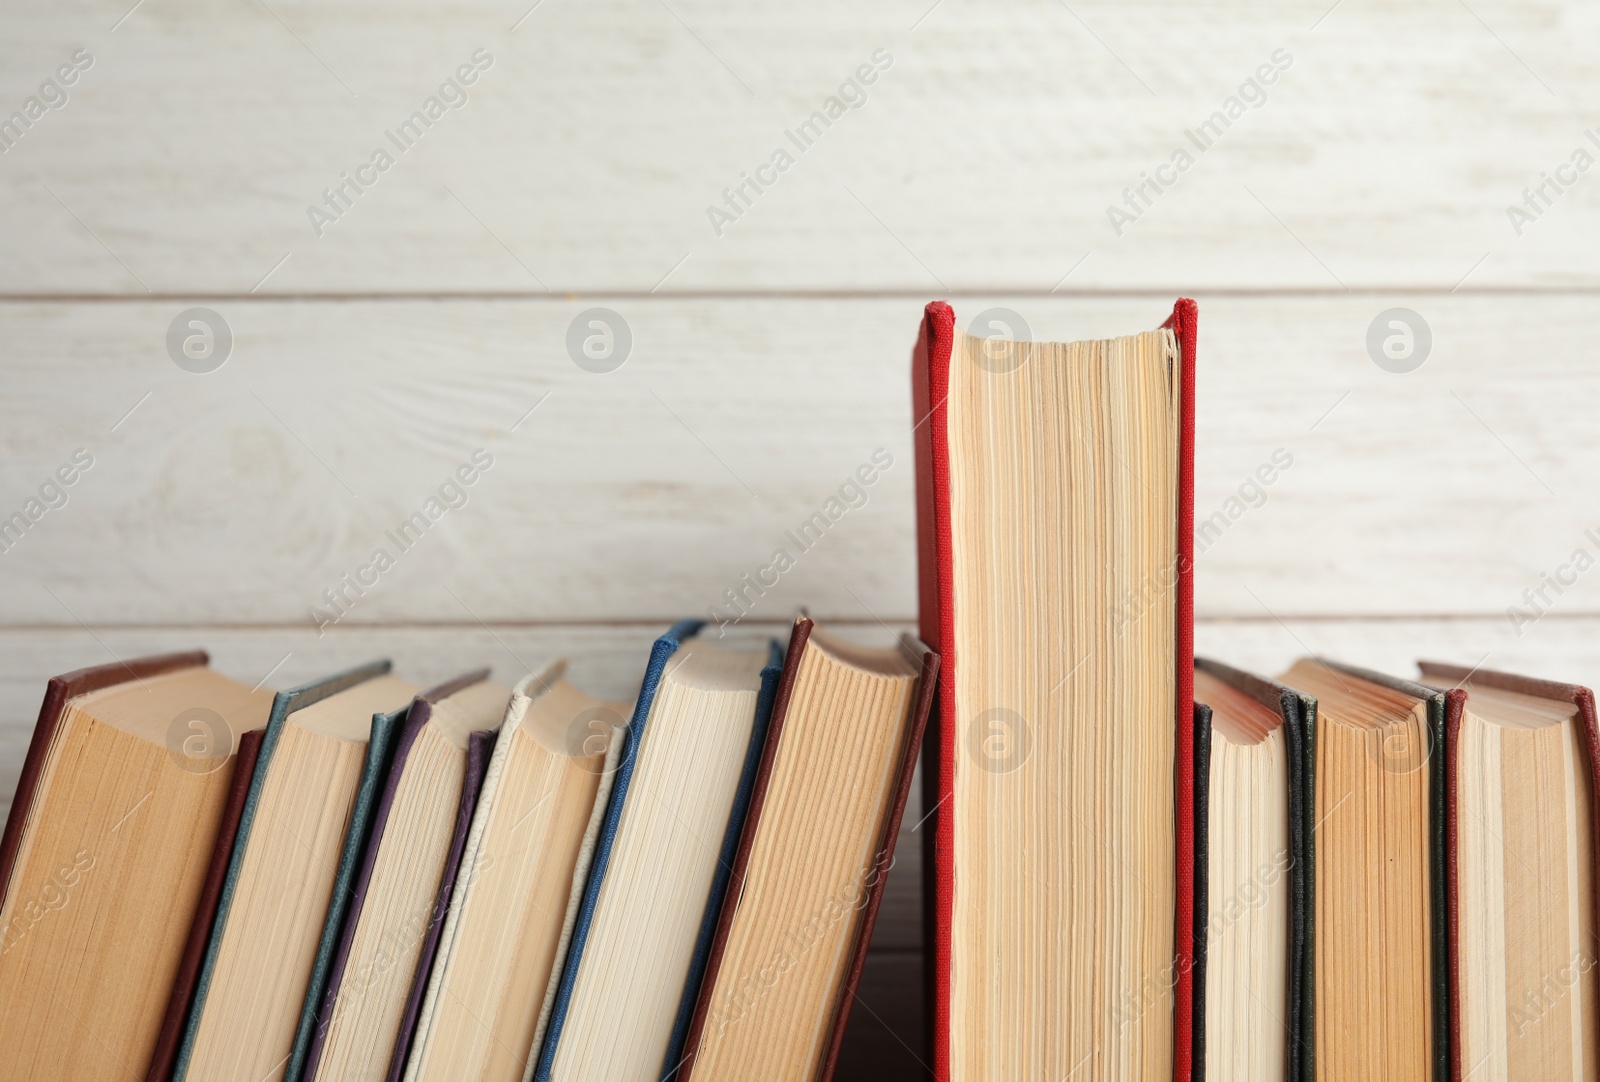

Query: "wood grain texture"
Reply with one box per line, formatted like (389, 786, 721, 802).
(0, 1, 1596, 294)
(3, 1, 1597, 1074)
(2, 294, 1597, 624)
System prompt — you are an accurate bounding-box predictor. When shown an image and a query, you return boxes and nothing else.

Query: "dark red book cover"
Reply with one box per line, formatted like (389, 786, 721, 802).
(146, 726, 265, 1082)
(674, 617, 940, 1082)
(1418, 660, 1600, 1082)
(913, 300, 1197, 1081)
(0, 651, 211, 903)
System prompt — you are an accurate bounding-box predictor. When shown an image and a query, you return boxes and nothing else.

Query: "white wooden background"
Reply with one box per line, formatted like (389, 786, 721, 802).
(3, 0, 1598, 1075)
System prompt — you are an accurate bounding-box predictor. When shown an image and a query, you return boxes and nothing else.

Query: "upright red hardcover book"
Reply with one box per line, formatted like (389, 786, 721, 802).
(913, 299, 1197, 1082)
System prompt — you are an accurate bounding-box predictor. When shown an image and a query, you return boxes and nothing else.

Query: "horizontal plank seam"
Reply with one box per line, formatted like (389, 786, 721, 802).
(0, 613, 1587, 632)
(4, 286, 1600, 304)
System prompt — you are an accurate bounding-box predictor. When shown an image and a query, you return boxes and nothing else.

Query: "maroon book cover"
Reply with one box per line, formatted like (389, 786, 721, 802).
(146, 726, 265, 1082)
(0, 651, 210, 905)
(297, 669, 498, 1082)
(1419, 659, 1600, 1082)
(674, 617, 939, 1082)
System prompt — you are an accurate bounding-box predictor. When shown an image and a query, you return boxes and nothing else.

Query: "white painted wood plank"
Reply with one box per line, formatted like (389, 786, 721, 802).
(0, 1, 1595, 293)
(2, 294, 1596, 624)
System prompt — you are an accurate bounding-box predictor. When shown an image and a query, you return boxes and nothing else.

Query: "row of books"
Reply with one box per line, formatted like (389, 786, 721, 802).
(0, 619, 933, 1082)
(1189, 655, 1600, 1082)
(911, 299, 1598, 1081)
(3, 633, 1590, 1082)
(4, 298, 1593, 1082)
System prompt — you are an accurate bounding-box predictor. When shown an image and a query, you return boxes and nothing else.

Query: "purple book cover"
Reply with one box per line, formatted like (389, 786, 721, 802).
(384, 728, 495, 1081)
(300, 670, 498, 1082)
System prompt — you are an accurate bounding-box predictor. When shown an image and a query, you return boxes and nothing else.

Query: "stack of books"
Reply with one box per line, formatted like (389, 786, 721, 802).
(1, 299, 1594, 1082)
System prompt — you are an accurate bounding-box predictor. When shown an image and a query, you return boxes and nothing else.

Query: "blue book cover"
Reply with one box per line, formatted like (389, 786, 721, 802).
(531, 620, 781, 1082)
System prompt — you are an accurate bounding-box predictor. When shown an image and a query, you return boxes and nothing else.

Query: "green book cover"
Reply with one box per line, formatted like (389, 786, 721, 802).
(170, 658, 396, 1082)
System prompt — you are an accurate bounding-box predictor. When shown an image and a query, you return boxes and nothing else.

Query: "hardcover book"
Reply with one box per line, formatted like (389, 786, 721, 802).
(147, 726, 267, 1082)
(300, 672, 509, 1082)
(401, 662, 624, 1082)
(1191, 658, 1314, 1082)
(1279, 658, 1447, 1081)
(676, 617, 939, 1082)
(172, 660, 420, 1082)
(0, 652, 272, 1081)
(531, 621, 781, 1082)
(1419, 660, 1600, 1082)
(913, 299, 1197, 1080)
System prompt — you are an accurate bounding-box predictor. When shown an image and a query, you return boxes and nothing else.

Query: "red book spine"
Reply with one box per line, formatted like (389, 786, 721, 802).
(914, 300, 1197, 1082)
(912, 300, 956, 1082)
(1166, 298, 1199, 1082)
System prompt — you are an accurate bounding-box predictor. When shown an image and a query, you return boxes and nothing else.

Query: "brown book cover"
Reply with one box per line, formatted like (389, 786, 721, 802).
(145, 725, 265, 1082)
(0, 650, 210, 903)
(1418, 660, 1600, 1082)
(673, 617, 939, 1082)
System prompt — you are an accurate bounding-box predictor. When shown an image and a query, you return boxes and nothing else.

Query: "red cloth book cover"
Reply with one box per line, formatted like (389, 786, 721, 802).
(913, 299, 1198, 1082)
(1418, 660, 1600, 1082)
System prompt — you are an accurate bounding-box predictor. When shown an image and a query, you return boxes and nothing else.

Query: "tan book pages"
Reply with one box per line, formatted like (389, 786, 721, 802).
(0, 665, 271, 1080)
(687, 627, 919, 1081)
(945, 326, 1181, 1080)
(407, 665, 614, 1082)
(1449, 680, 1598, 1081)
(1194, 666, 1289, 1082)
(310, 680, 510, 1081)
(183, 674, 418, 1082)
(546, 639, 767, 1082)
(1282, 658, 1432, 1082)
